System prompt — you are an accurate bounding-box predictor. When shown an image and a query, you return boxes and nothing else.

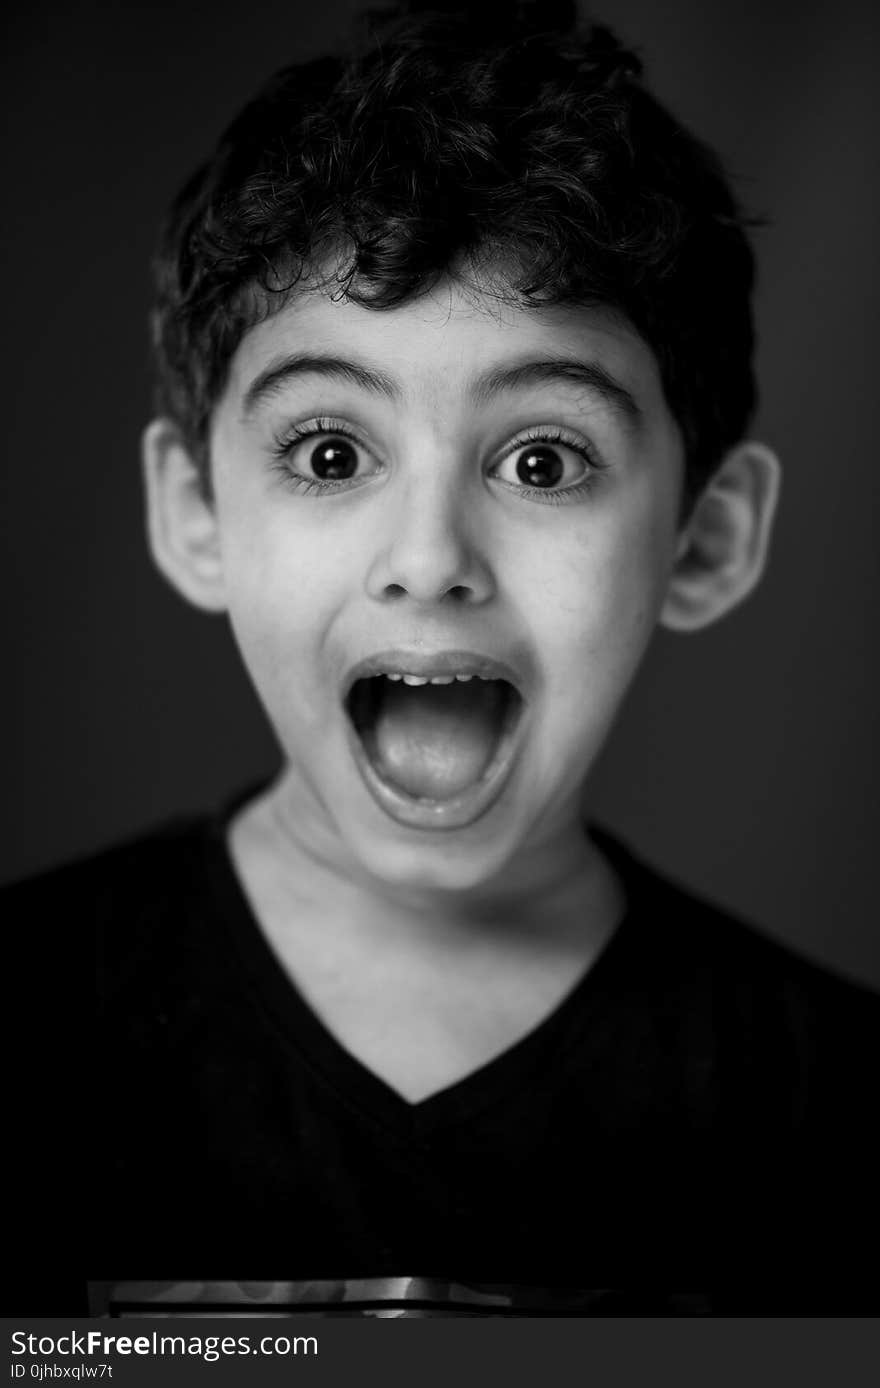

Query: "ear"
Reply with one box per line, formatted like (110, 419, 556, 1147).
(142, 418, 228, 613)
(661, 441, 781, 633)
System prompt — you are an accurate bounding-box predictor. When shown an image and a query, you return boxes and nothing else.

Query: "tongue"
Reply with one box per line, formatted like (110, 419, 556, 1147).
(370, 680, 506, 800)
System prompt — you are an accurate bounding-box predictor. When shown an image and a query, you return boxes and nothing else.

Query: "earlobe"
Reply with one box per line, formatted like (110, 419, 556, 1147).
(661, 441, 781, 632)
(141, 418, 228, 613)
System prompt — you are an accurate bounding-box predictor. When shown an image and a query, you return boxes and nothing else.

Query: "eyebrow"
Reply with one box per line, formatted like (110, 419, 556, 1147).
(242, 353, 399, 416)
(471, 357, 642, 426)
(242, 351, 641, 426)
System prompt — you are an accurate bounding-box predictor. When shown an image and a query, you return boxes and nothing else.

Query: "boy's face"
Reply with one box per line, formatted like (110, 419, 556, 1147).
(205, 279, 685, 892)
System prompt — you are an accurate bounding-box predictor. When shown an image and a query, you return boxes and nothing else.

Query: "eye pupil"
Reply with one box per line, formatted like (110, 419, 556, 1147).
(310, 438, 358, 480)
(516, 445, 564, 488)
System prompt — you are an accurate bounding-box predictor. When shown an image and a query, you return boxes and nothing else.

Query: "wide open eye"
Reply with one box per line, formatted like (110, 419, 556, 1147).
(273, 420, 380, 491)
(492, 432, 597, 495)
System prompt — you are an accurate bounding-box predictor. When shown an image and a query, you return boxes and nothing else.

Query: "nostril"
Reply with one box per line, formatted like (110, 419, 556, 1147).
(381, 581, 474, 603)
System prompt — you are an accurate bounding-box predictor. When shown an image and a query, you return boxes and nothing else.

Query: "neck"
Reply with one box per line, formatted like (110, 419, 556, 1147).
(230, 770, 623, 958)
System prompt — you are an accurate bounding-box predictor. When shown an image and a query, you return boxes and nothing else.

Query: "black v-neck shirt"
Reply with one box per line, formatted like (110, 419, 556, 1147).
(6, 808, 880, 1315)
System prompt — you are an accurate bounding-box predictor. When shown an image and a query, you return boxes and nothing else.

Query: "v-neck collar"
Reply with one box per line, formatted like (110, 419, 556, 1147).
(200, 798, 647, 1141)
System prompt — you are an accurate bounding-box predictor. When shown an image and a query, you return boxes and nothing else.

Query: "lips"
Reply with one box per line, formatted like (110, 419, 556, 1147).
(342, 649, 529, 829)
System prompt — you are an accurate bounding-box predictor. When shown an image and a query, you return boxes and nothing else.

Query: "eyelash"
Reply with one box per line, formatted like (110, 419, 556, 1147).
(269, 418, 607, 504)
(496, 427, 606, 505)
(269, 417, 364, 496)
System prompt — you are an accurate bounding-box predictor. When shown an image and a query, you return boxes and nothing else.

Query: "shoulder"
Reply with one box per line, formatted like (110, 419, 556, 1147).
(2, 815, 209, 910)
(607, 825, 877, 990)
(1, 817, 214, 980)
(668, 866, 877, 1023)
(597, 825, 880, 1079)
(10, 812, 200, 871)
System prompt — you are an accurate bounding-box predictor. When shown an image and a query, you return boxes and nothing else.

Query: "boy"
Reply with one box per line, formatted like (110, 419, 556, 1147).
(9, 0, 879, 1316)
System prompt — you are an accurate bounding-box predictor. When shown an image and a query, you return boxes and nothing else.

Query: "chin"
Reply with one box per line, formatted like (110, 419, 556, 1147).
(348, 819, 523, 897)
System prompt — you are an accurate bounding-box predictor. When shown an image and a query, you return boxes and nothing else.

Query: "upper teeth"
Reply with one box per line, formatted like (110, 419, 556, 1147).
(386, 672, 477, 685)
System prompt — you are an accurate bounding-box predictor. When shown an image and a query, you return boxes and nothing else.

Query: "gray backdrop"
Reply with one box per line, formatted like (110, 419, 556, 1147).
(2, 0, 878, 987)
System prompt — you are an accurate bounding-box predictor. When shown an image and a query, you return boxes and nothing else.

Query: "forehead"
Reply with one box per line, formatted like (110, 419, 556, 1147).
(220, 278, 670, 427)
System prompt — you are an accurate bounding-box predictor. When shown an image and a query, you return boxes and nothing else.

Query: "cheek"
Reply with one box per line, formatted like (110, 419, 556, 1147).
(216, 510, 350, 722)
(212, 441, 350, 613)
(522, 497, 677, 727)
(219, 499, 341, 631)
(530, 522, 668, 657)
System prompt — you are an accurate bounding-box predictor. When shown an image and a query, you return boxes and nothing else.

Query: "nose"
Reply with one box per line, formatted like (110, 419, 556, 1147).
(365, 470, 495, 606)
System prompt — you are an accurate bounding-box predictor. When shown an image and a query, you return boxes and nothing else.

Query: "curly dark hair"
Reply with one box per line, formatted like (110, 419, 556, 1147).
(151, 0, 758, 508)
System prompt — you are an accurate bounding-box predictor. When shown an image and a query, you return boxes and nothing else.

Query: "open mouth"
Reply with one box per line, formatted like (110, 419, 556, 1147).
(343, 660, 526, 827)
